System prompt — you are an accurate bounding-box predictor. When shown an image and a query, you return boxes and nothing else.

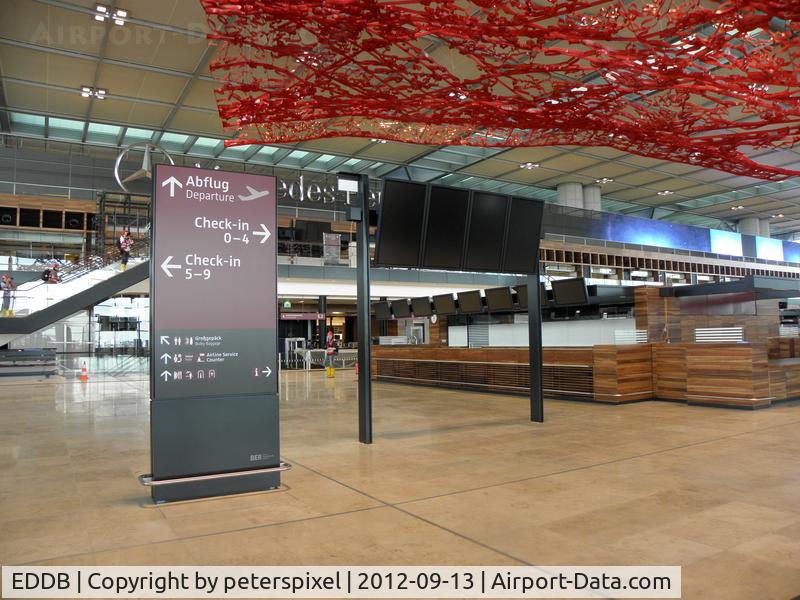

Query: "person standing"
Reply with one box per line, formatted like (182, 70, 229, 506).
(47, 264, 61, 284)
(1, 274, 16, 317)
(323, 330, 338, 378)
(119, 229, 133, 271)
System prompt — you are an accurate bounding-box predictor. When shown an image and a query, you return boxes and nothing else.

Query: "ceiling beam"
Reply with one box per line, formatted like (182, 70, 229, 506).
(0, 61, 10, 133)
(0, 38, 217, 83)
(30, 0, 207, 38)
(2, 77, 215, 113)
(160, 44, 218, 132)
(81, 0, 117, 143)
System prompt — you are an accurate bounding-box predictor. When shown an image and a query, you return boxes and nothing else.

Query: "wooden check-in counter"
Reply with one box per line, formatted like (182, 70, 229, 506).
(372, 339, 800, 409)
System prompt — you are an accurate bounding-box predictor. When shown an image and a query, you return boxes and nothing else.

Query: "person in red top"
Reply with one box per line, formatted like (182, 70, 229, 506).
(323, 330, 338, 378)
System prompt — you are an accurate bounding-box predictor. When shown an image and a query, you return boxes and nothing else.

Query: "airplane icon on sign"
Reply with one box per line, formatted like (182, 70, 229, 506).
(238, 186, 270, 202)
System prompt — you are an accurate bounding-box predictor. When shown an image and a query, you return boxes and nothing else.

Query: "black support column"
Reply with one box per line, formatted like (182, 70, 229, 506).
(354, 174, 373, 444)
(317, 295, 327, 346)
(528, 266, 544, 423)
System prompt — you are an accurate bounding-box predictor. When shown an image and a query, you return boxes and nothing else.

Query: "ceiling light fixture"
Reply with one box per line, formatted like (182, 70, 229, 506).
(79, 86, 107, 99)
(95, 4, 129, 25)
(595, 177, 613, 184)
(519, 162, 539, 169)
(730, 205, 745, 210)
(772, 213, 784, 218)
(370, 138, 387, 144)
(657, 190, 674, 196)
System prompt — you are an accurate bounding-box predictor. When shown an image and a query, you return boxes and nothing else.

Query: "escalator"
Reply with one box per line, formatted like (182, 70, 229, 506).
(0, 243, 150, 346)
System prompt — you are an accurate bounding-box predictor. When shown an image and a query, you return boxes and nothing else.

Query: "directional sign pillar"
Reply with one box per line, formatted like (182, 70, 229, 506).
(146, 165, 286, 502)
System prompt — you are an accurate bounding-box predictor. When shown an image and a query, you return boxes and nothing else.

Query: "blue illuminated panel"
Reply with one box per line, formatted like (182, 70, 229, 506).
(756, 236, 784, 261)
(591, 214, 712, 253)
(710, 230, 743, 256)
(784, 241, 800, 264)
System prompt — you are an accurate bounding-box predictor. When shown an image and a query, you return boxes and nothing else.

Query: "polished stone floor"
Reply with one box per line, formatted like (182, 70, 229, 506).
(1, 368, 800, 599)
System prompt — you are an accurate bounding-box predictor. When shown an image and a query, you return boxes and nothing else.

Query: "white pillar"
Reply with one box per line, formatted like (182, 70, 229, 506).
(759, 219, 771, 238)
(583, 185, 602, 211)
(557, 182, 583, 209)
(738, 217, 760, 236)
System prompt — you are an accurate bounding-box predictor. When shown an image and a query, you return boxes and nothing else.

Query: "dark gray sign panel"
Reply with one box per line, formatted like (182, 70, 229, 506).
(151, 165, 277, 399)
(149, 164, 280, 502)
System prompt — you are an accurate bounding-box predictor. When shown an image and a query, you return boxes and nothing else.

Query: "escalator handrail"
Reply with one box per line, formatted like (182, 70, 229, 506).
(17, 239, 149, 294)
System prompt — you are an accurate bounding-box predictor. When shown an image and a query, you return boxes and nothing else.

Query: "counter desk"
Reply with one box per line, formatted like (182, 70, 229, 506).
(372, 340, 800, 409)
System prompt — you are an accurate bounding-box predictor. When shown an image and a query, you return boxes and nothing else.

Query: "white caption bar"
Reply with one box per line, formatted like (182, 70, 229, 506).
(2, 566, 680, 598)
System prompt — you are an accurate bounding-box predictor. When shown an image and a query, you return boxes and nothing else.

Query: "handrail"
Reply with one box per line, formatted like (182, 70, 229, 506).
(17, 238, 149, 295)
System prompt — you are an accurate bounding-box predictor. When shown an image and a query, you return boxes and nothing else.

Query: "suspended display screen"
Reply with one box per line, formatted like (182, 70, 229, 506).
(376, 180, 544, 275)
(484, 287, 514, 312)
(411, 297, 433, 317)
(373, 301, 392, 320)
(375, 180, 426, 267)
(515, 285, 528, 309)
(457, 290, 484, 314)
(464, 193, 508, 272)
(433, 293, 457, 315)
(552, 277, 589, 306)
(391, 299, 412, 318)
(503, 197, 545, 274)
(424, 186, 469, 270)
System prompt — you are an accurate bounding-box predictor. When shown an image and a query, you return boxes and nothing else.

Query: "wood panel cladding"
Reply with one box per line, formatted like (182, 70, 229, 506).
(371, 341, 800, 408)
(684, 343, 771, 408)
(768, 359, 800, 401)
(635, 287, 780, 343)
(592, 344, 653, 403)
(652, 344, 687, 400)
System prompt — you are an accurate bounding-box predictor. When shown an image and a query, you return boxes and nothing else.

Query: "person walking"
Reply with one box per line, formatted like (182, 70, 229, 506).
(323, 330, 338, 378)
(119, 229, 133, 271)
(1, 274, 16, 317)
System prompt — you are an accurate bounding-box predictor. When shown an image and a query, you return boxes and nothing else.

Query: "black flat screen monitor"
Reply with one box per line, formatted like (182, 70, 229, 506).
(373, 301, 392, 320)
(375, 180, 426, 267)
(390, 299, 411, 318)
(503, 197, 545, 274)
(423, 186, 469, 270)
(411, 297, 433, 317)
(515, 285, 528, 309)
(484, 287, 514, 312)
(552, 277, 589, 306)
(457, 290, 484, 314)
(464, 193, 508, 272)
(433, 293, 457, 315)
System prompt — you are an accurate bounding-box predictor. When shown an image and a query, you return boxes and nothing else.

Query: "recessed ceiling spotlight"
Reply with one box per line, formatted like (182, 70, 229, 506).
(730, 205, 745, 210)
(213, 165, 220, 170)
(772, 213, 784, 218)
(595, 178, 614, 184)
(194, 163, 201, 168)
(657, 190, 674, 196)
(519, 162, 539, 169)
(370, 138, 387, 144)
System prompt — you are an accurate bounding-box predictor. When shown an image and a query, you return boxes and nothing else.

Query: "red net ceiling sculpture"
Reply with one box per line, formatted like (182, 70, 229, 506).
(202, 0, 800, 180)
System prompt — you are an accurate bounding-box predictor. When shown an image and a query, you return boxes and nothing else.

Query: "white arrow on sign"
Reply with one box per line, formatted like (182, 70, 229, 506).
(160, 335, 170, 345)
(161, 353, 172, 365)
(262, 366, 272, 377)
(160, 371, 172, 382)
(160, 256, 182, 278)
(161, 176, 183, 197)
(254, 224, 272, 244)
